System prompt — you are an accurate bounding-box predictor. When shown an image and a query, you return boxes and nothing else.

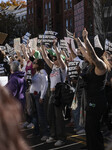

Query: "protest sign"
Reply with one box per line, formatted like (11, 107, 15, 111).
(68, 61, 80, 79)
(105, 39, 112, 52)
(29, 38, 38, 50)
(0, 32, 8, 44)
(14, 38, 21, 52)
(5, 43, 14, 56)
(94, 35, 103, 50)
(22, 32, 31, 45)
(66, 29, 74, 39)
(38, 31, 58, 46)
(0, 76, 8, 86)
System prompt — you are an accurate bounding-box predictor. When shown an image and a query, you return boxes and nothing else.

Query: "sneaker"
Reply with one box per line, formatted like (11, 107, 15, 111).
(54, 140, 65, 147)
(27, 133, 40, 139)
(41, 136, 48, 141)
(76, 129, 85, 135)
(46, 137, 55, 143)
(27, 123, 34, 129)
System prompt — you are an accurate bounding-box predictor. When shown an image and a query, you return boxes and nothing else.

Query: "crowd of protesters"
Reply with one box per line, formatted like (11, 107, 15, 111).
(0, 29, 112, 150)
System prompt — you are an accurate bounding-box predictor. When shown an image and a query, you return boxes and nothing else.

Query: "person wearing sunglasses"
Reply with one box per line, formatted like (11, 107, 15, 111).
(40, 41, 67, 147)
(28, 59, 49, 140)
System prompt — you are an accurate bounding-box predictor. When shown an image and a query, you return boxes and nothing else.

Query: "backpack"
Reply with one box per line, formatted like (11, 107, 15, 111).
(55, 82, 74, 107)
(54, 68, 74, 107)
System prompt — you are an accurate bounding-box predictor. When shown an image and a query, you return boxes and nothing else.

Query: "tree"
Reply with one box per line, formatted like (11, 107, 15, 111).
(0, 0, 26, 8)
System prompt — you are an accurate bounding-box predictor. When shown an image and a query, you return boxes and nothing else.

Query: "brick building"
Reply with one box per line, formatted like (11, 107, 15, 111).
(27, 0, 43, 37)
(27, 0, 112, 44)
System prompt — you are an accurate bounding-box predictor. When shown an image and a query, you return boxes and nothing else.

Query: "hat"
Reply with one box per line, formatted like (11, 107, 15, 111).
(34, 51, 42, 59)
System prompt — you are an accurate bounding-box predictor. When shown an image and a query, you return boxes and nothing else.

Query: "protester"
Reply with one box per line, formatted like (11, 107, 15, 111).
(0, 85, 30, 150)
(76, 29, 111, 150)
(27, 58, 49, 140)
(6, 61, 26, 110)
(40, 42, 67, 147)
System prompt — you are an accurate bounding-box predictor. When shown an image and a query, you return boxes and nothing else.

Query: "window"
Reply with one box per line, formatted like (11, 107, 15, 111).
(70, 0, 72, 8)
(48, 2, 51, 14)
(65, 0, 68, 10)
(66, 19, 68, 29)
(45, 2, 47, 15)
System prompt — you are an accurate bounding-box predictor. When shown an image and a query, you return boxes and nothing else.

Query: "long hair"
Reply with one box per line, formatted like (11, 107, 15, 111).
(36, 59, 45, 71)
(0, 86, 30, 150)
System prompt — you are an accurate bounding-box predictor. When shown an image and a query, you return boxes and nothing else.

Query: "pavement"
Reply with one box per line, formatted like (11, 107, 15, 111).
(21, 122, 112, 150)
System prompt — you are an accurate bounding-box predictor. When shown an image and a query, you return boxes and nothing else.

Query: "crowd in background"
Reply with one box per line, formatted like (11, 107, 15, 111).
(0, 29, 112, 150)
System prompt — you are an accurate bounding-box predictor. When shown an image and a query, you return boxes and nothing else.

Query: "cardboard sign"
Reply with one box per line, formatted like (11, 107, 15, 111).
(0, 76, 8, 86)
(0, 32, 8, 44)
(29, 38, 38, 50)
(14, 38, 21, 52)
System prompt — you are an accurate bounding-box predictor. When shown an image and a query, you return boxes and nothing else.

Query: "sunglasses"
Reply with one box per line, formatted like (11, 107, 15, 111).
(33, 61, 38, 64)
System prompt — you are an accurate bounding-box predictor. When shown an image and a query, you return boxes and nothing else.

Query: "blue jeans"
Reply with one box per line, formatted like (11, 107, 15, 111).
(31, 93, 49, 136)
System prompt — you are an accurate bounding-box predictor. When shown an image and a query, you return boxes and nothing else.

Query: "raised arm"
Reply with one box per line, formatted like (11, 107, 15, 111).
(67, 39, 77, 59)
(39, 45, 53, 69)
(53, 41, 66, 70)
(21, 44, 29, 62)
(82, 29, 107, 74)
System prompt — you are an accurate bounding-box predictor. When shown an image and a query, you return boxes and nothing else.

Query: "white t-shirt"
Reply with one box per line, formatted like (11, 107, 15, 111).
(40, 69, 48, 99)
(30, 72, 42, 94)
(50, 65, 67, 89)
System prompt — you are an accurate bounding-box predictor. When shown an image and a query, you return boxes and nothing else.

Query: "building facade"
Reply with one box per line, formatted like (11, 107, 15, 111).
(27, 0, 43, 37)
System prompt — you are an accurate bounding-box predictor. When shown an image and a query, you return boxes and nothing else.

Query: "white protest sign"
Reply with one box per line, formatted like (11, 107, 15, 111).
(14, 38, 21, 52)
(5, 43, 14, 56)
(38, 31, 58, 46)
(29, 38, 38, 51)
(0, 76, 8, 86)
(68, 61, 80, 79)
(94, 35, 103, 50)
(66, 29, 74, 39)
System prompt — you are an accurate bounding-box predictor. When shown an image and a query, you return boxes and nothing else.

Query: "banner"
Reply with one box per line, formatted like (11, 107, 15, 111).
(0, 32, 8, 44)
